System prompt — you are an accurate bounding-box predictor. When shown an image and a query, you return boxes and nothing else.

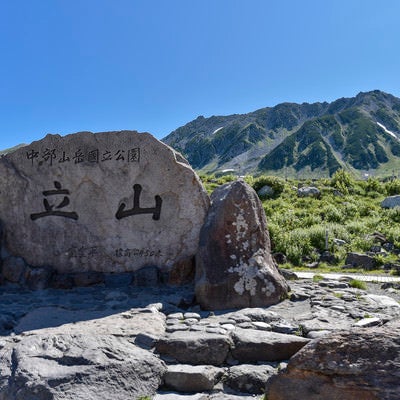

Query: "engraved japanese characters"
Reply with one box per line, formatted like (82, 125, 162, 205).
(0, 131, 210, 273)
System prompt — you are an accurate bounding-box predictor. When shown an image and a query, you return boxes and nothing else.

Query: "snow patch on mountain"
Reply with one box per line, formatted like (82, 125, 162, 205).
(212, 127, 224, 135)
(377, 122, 399, 140)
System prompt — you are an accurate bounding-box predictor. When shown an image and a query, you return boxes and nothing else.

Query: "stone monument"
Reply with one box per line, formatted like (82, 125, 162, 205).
(0, 131, 209, 274)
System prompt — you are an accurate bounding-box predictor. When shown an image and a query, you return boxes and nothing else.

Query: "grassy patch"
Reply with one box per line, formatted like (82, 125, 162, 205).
(348, 279, 367, 290)
(312, 274, 324, 282)
(201, 171, 400, 273)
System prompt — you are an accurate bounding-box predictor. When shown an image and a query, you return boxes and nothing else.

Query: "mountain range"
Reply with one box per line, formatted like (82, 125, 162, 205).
(163, 90, 400, 178)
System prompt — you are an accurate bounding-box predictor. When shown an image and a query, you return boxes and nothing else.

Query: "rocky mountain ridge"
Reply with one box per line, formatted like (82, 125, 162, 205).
(163, 90, 400, 177)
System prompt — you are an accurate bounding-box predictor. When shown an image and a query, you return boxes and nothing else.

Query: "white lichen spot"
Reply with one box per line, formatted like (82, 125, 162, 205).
(230, 255, 237, 260)
(228, 262, 259, 296)
(261, 280, 276, 296)
(234, 213, 248, 241)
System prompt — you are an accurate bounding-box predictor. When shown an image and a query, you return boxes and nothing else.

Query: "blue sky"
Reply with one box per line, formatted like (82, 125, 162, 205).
(1, 0, 399, 149)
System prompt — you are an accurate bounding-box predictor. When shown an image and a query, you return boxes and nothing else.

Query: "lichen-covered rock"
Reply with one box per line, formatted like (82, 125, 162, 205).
(0, 131, 209, 274)
(266, 320, 400, 400)
(195, 180, 288, 310)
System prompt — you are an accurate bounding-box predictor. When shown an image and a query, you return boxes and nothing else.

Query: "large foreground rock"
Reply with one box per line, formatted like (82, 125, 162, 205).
(195, 180, 288, 310)
(266, 321, 400, 400)
(0, 131, 209, 273)
(0, 333, 166, 400)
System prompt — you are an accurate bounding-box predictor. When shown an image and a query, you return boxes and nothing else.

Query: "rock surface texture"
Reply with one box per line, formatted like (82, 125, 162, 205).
(195, 180, 288, 310)
(0, 333, 166, 400)
(0, 131, 209, 273)
(266, 320, 400, 400)
(1, 278, 400, 398)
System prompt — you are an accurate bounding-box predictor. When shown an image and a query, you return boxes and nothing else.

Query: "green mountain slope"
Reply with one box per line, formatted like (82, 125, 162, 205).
(163, 90, 400, 177)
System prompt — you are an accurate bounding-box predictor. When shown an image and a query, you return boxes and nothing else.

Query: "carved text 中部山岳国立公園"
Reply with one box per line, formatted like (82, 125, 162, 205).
(26, 147, 141, 166)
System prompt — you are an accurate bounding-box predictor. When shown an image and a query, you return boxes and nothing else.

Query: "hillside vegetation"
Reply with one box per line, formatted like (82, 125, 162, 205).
(164, 90, 400, 178)
(201, 170, 400, 273)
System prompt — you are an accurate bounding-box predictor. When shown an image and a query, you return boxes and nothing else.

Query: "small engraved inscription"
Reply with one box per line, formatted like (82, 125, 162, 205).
(26, 147, 141, 167)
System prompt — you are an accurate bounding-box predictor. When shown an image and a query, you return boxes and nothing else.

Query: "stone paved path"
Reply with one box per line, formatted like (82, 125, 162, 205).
(296, 271, 400, 282)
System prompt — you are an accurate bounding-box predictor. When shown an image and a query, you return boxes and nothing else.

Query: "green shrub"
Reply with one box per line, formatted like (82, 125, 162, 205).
(363, 177, 385, 194)
(386, 179, 400, 195)
(313, 274, 324, 282)
(331, 169, 355, 195)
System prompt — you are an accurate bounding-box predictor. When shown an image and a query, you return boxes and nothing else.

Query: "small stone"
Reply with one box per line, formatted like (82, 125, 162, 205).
(190, 325, 206, 332)
(184, 312, 201, 320)
(290, 292, 309, 301)
(238, 322, 254, 329)
(220, 324, 236, 331)
(306, 330, 331, 339)
(166, 318, 181, 326)
(354, 317, 381, 327)
(252, 321, 272, 331)
(168, 312, 184, 320)
(206, 327, 227, 335)
(183, 318, 199, 325)
(164, 364, 223, 392)
(166, 324, 189, 333)
(271, 322, 298, 335)
(331, 305, 346, 312)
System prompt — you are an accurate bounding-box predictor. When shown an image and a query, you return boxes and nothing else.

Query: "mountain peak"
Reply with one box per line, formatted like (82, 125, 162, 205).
(163, 91, 400, 178)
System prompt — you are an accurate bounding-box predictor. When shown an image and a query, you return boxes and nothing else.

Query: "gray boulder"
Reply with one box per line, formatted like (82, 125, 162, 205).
(345, 252, 376, 270)
(266, 321, 400, 400)
(0, 333, 166, 400)
(257, 185, 274, 198)
(195, 180, 289, 310)
(381, 195, 400, 208)
(297, 186, 321, 198)
(230, 328, 310, 362)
